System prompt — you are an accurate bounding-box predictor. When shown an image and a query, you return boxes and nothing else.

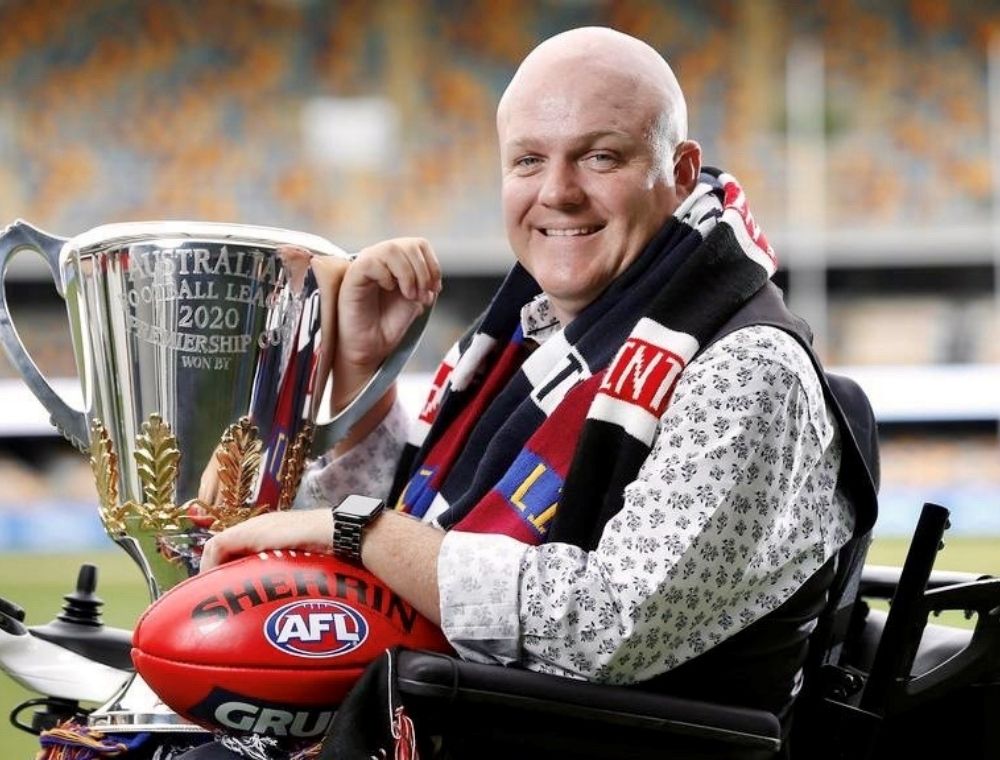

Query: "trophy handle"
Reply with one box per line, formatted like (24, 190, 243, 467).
(311, 305, 431, 454)
(0, 220, 90, 452)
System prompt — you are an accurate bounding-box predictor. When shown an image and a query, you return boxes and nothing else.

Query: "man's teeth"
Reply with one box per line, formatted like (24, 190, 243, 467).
(544, 227, 598, 236)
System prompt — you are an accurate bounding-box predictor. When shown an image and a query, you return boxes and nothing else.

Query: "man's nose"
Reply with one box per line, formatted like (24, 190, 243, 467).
(538, 161, 585, 208)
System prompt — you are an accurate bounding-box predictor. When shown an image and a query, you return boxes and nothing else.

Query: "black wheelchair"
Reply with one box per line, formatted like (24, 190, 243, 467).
(393, 502, 1000, 760)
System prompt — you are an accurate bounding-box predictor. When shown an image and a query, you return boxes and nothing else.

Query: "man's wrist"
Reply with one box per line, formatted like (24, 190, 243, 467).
(331, 359, 382, 413)
(331, 494, 386, 563)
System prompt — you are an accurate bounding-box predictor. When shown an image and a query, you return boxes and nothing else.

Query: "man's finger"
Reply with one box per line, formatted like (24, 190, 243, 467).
(380, 245, 422, 300)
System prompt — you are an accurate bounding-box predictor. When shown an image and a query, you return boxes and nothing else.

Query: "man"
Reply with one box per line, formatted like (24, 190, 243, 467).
(196, 25, 859, 756)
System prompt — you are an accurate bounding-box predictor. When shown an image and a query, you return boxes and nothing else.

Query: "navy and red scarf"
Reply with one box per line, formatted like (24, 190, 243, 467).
(388, 168, 777, 551)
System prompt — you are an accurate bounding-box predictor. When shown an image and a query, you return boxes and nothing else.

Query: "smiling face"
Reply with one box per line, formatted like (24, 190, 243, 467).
(498, 30, 699, 324)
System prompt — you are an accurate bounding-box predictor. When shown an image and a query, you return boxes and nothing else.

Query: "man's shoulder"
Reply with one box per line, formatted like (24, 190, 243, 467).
(690, 324, 827, 412)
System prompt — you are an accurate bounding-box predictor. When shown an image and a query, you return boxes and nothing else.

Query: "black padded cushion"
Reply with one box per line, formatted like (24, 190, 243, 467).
(396, 650, 781, 759)
(853, 609, 973, 676)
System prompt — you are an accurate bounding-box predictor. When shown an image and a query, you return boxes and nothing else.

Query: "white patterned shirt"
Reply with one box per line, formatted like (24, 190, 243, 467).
(299, 300, 853, 685)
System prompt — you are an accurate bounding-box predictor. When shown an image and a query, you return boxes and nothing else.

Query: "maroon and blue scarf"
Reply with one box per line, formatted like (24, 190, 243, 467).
(390, 168, 777, 551)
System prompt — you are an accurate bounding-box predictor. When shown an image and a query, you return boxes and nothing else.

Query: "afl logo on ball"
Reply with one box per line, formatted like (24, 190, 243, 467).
(264, 599, 369, 658)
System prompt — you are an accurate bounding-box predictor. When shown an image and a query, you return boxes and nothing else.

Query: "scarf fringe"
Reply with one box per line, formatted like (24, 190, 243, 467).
(390, 706, 417, 760)
(215, 732, 323, 760)
(36, 720, 147, 759)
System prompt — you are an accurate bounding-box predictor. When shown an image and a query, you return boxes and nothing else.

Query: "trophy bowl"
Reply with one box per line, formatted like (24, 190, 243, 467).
(0, 219, 428, 732)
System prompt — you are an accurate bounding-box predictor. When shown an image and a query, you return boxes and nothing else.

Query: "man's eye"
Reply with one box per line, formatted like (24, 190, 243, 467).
(585, 152, 617, 168)
(514, 156, 542, 169)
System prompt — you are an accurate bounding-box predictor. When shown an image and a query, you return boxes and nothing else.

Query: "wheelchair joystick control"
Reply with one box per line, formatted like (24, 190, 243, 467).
(1, 565, 133, 715)
(29, 564, 133, 672)
(56, 564, 103, 627)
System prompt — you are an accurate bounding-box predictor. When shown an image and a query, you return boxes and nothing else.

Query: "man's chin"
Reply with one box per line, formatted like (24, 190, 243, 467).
(534, 278, 600, 319)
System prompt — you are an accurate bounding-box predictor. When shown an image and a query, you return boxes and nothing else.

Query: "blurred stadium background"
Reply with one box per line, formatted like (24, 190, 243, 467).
(0, 0, 999, 754)
(0, 0, 997, 549)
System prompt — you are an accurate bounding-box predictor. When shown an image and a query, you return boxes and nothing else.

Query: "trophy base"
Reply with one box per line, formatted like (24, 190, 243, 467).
(87, 672, 210, 734)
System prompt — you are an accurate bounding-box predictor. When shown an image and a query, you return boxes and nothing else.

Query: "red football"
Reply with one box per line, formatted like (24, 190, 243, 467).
(131, 550, 452, 739)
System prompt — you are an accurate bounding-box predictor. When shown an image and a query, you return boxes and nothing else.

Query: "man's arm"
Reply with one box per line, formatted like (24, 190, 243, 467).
(200, 502, 447, 624)
(202, 237, 441, 563)
(360, 510, 445, 624)
(329, 237, 441, 457)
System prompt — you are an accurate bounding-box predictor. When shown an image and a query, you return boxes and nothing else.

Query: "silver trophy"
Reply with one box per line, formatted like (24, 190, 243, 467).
(0, 219, 427, 732)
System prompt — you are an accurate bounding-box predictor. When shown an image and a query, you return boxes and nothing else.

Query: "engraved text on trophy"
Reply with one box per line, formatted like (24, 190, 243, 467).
(118, 244, 290, 369)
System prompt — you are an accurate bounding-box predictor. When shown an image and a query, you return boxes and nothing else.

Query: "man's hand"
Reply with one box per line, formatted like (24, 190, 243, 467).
(199, 508, 333, 572)
(333, 238, 441, 412)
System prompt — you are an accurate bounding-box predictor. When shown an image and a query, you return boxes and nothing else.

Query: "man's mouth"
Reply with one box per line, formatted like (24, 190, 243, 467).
(540, 226, 604, 237)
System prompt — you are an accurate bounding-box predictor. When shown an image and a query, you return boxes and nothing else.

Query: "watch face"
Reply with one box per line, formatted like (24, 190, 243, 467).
(336, 495, 385, 520)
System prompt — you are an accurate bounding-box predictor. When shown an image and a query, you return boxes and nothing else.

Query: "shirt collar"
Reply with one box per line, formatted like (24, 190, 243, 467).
(519, 292, 562, 344)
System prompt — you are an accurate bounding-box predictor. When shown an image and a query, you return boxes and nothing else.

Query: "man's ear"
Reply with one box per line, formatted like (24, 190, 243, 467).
(672, 140, 702, 200)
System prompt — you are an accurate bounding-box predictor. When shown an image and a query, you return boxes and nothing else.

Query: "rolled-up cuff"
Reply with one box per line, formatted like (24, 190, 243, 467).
(293, 397, 409, 508)
(437, 530, 530, 666)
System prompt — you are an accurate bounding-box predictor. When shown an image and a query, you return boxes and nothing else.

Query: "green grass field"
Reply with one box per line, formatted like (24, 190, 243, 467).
(1, 539, 999, 757)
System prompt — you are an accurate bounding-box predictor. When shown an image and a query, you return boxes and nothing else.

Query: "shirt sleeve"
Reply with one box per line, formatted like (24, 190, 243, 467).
(437, 325, 854, 683)
(294, 397, 410, 508)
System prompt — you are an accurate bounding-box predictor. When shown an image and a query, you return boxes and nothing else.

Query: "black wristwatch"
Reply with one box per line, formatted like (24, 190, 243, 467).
(331, 495, 386, 563)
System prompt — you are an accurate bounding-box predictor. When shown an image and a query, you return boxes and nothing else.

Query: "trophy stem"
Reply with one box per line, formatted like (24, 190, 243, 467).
(89, 533, 209, 733)
(113, 535, 161, 603)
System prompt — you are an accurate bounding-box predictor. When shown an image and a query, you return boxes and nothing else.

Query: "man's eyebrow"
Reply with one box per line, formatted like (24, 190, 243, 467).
(575, 129, 633, 143)
(504, 130, 633, 151)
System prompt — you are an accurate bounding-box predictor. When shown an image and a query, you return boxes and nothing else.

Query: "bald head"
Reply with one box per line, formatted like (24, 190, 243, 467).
(496, 27, 702, 323)
(497, 27, 688, 175)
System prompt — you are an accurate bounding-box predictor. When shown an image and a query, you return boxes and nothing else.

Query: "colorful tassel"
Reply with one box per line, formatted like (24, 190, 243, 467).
(36, 720, 148, 759)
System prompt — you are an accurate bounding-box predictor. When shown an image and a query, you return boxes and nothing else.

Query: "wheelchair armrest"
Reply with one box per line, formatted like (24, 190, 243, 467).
(894, 579, 1000, 708)
(851, 608, 973, 676)
(859, 565, 991, 601)
(852, 579, 1000, 715)
(396, 650, 781, 759)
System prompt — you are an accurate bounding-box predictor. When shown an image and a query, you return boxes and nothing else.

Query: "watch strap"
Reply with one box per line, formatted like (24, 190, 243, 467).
(332, 513, 365, 562)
